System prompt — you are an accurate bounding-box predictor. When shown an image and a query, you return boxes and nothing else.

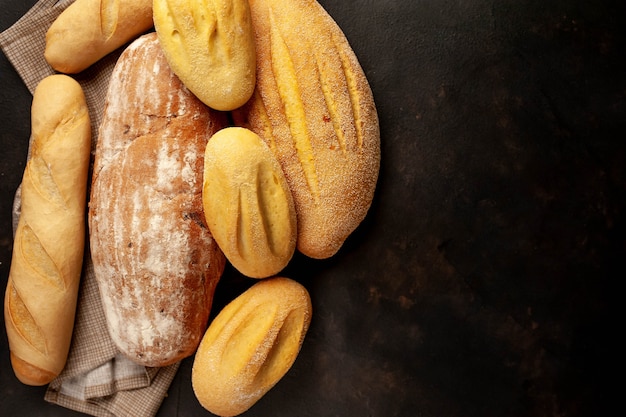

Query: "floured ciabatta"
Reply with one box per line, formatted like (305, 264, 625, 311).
(233, 0, 380, 259)
(89, 33, 226, 367)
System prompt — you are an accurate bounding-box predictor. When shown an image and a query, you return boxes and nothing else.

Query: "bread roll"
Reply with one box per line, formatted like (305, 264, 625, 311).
(4, 74, 91, 385)
(44, 0, 154, 73)
(89, 33, 227, 367)
(202, 127, 296, 278)
(232, 0, 380, 259)
(153, 0, 256, 111)
(192, 277, 312, 416)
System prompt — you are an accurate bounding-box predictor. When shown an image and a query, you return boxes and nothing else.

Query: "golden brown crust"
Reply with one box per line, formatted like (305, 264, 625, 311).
(9, 352, 57, 386)
(89, 33, 227, 367)
(192, 277, 312, 417)
(44, 0, 154, 74)
(4, 74, 91, 386)
(202, 127, 297, 278)
(153, 0, 256, 111)
(233, 0, 380, 259)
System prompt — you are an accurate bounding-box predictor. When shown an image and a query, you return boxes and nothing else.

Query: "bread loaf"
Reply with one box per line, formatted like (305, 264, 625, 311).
(192, 277, 312, 416)
(4, 74, 91, 385)
(153, 0, 256, 111)
(89, 33, 227, 367)
(44, 0, 154, 73)
(232, 0, 380, 259)
(202, 127, 297, 278)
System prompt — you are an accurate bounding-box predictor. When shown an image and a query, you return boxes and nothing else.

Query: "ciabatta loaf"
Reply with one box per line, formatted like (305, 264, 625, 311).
(45, 0, 154, 73)
(5, 74, 91, 386)
(233, 0, 381, 259)
(89, 33, 226, 367)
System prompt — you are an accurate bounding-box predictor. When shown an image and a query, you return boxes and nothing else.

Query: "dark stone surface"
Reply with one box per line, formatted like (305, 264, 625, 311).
(1, 0, 624, 416)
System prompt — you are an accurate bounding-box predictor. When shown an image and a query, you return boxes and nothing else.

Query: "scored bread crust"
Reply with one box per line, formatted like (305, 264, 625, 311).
(153, 0, 257, 111)
(233, 0, 381, 259)
(89, 33, 227, 367)
(192, 277, 312, 417)
(44, 0, 154, 74)
(4, 74, 91, 385)
(202, 127, 297, 279)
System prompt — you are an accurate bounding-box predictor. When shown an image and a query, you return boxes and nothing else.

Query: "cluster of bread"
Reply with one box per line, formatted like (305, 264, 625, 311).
(5, 0, 379, 415)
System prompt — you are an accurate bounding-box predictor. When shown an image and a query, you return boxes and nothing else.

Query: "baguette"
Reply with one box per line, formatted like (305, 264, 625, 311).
(232, 0, 380, 259)
(4, 74, 91, 386)
(44, 0, 154, 74)
(89, 33, 227, 367)
(192, 277, 312, 416)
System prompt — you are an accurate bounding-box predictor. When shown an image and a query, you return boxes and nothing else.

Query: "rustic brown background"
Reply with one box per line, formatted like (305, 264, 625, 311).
(1, 0, 623, 416)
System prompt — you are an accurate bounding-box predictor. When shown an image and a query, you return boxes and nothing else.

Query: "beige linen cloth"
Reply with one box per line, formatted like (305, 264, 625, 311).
(0, 1, 180, 416)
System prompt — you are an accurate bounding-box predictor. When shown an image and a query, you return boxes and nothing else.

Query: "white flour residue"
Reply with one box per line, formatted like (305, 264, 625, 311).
(156, 141, 180, 192)
(182, 149, 198, 186)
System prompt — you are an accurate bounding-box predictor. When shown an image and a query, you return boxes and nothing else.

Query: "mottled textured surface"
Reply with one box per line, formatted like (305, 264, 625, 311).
(1, 0, 624, 416)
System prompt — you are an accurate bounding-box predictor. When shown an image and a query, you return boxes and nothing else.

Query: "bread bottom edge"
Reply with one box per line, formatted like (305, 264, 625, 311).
(10, 351, 58, 386)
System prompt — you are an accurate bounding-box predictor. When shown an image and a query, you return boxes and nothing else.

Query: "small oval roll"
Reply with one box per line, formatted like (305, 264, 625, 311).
(4, 74, 91, 385)
(192, 277, 312, 417)
(202, 127, 297, 278)
(153, 0, 256, 110)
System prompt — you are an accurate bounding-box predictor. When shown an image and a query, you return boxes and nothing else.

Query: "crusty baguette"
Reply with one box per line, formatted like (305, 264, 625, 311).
(192, 277, 312, 417)
(44, 0, 154, 74)
(4, 74, 91, 386)
(153, 0, 256, 111)
(89, 33, 227, 367)
(202, 127, 297, 278)
(232, 0, 381, 259)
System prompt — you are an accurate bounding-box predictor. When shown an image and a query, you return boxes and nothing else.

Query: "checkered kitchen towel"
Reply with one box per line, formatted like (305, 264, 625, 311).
(0, 1, 179, 416)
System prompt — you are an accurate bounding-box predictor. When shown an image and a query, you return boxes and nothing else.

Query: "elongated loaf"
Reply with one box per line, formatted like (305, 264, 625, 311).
(4, 74, 91, 386)
(89, 33, 227, 367)
(232, 0, 381, 259)
(44, 0, 154, 73)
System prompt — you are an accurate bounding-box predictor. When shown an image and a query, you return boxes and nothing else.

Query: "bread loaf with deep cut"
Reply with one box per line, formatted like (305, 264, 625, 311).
(44, 0, 154, 73)
(202, 127, 297, 279)
(4, 74, 91, 386)
(232, 0, 380, 259)
(192, 277, 312, 416)
(153, 0, 256, 111)
(89, 33, 227, 367)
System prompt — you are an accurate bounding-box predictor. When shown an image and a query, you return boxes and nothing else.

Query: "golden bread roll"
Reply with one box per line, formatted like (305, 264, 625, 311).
(232, 0, 380, 259)
(5, 74, 91, 385)
(89, 33, 227, 367)
(192, 277, 312, 416)
(153, 0, 256, 111)
(202, 127, 297, 278)
(44, 0, 154, 73)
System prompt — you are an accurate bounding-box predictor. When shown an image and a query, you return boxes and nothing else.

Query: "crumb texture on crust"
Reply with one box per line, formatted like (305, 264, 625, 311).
(233, 0, 380, 259)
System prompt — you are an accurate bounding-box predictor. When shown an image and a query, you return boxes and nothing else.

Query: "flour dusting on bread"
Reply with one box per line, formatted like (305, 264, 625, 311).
(89, 33, 226, 367)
